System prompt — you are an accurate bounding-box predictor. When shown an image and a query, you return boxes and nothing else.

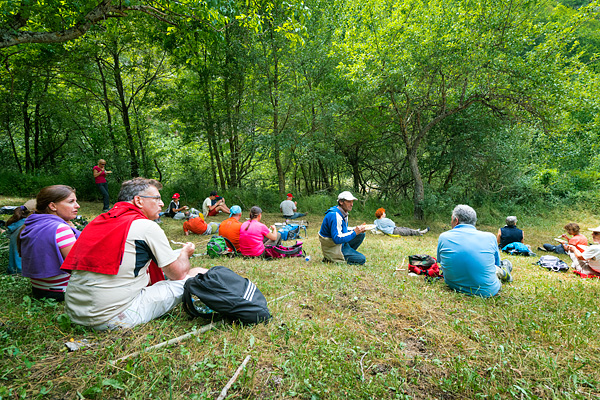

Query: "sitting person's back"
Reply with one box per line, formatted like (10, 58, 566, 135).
(437, 205, 510, 298)
(497, 216, 524, 248)
(219, 206, 243, 251)
(239, 206, 280, 257)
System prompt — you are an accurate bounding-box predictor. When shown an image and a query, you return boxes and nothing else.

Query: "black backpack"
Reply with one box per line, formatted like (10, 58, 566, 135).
(182, 266, 271, 324)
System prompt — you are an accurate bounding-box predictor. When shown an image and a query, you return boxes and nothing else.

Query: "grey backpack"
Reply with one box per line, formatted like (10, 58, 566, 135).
(536, 255, 569, 272)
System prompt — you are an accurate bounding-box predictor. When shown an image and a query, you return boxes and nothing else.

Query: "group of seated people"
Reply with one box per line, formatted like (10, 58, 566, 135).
(6, 180, 600, 332)
(164, 191, 284, 256)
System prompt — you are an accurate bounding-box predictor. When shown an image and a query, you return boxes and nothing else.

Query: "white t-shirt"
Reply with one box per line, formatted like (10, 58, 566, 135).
(65, 219, 178, 326)
(582, 244, 600, 273)
(280, 199, 296, 216)
(202, 197, 212, 216)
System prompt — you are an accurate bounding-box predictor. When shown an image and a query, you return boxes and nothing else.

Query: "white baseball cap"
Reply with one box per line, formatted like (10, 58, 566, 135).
(588, 226, 600, 233)
(337, 191, 358, 201)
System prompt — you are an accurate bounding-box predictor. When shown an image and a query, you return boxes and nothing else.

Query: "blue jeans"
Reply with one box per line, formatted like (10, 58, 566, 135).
(283, 212, 307, 220)
(342, 232, 366, 265)
(97, 182, 110, 210)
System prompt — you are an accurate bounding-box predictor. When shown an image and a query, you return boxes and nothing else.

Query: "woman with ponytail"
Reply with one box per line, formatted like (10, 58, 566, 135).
(239, 206, 281, 257)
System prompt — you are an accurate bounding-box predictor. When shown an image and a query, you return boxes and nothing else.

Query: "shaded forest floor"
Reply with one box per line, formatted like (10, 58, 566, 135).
(1, 196, 599, 399)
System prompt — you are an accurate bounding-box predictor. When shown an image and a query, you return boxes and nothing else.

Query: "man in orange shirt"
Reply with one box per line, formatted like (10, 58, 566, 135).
(183, 213, 219, 236)
(218, 205, 242, 252)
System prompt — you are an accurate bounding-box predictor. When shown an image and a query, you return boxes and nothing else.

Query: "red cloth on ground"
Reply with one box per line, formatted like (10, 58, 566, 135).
(62, 202, 147, 275)
(573, 270, 600, 279)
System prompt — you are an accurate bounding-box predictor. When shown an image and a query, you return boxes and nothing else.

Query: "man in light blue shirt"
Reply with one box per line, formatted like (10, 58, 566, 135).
(437, 205, 513, 297)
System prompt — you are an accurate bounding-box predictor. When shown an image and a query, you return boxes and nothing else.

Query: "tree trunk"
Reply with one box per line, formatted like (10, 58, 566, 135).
(112, 49, 139, 177)
(407, 147, 424, 220)
(96, 56, 119, 158)
(22, 80, 32, 173)
(207, 134, 218, 188)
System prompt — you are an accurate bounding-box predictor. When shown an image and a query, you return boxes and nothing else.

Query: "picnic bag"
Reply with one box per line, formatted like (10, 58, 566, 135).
(408, 254, 441, 277)
(182, 266, 272, 324)
(207, 235, 233, 257)
(536, 255, 569, 272)
(264, 242, 304, 258)
(278, 223, 307, 241)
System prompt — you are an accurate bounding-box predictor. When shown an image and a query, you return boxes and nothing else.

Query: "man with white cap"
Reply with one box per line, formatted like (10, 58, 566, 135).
(318, 191, 367, 265)
(568, 225, 600, 277)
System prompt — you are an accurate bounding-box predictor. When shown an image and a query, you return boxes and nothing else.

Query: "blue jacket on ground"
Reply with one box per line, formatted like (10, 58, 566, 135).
(437, 224, 501, 298)
(319, 206, 356, 244)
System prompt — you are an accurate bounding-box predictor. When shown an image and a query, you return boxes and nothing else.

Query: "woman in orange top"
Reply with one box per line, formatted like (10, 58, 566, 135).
(540, 222, 588, 254)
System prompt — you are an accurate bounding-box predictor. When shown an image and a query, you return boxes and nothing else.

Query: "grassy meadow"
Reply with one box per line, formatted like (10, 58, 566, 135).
(1, 196, 599, 399)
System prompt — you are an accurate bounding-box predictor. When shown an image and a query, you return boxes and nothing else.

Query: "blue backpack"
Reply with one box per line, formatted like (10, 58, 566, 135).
(502, 242, 533, 256)
(278, 223, 307, 241)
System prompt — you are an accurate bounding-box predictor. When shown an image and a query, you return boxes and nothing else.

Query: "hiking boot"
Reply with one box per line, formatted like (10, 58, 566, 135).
(419, 227, 430, 235)
(497, 263, 513, 283)
(537, 246, 548, 252)
(501, 259, 513, 273)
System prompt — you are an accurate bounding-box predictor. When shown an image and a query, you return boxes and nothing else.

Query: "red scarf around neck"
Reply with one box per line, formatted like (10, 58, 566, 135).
(62, 202, 147, 275)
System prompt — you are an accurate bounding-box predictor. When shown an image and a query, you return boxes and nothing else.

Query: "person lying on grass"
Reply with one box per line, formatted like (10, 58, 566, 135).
(183, 212, 219, 236)
(567, 225, 600, 277)
(373, 208, 429, 236)
(437, 204, 513, 298)
(62, 177, 205, 330)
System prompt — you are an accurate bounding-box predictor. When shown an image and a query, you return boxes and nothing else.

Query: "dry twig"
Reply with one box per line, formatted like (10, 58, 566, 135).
(216, 355, 251, 400)
(268, 291, 295, 304)
(111, 322, 220, 364)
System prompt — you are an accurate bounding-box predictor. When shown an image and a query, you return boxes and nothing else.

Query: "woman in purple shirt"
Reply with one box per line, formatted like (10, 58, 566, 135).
(19, 185, 81, 301)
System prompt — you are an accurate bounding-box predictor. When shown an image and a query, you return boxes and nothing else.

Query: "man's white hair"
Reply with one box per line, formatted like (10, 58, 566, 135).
(452, 204, 477, 226)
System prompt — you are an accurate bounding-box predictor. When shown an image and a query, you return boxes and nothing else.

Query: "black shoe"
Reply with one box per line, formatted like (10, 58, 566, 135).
(537, 247, 547, 252)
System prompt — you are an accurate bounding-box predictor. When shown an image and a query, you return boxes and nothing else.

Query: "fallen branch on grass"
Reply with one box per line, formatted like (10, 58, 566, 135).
(110, 322, 221, 364)
(216, 355, 251, 400)
(268, 291, 295, 304)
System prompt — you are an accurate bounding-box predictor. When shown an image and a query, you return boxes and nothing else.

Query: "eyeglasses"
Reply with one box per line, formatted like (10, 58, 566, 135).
(138, 195, 162, 201)
(593, 232, 600, 236)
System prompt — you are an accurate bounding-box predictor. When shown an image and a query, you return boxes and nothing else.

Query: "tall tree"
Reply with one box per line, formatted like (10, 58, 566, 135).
(335, 0, 597, 218)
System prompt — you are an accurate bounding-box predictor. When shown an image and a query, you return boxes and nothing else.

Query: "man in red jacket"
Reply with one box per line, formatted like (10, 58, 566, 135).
(63, 177, 206, 330)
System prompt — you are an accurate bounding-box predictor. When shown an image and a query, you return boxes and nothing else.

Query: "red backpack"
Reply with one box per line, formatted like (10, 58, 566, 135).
(408, 254, 441, 277)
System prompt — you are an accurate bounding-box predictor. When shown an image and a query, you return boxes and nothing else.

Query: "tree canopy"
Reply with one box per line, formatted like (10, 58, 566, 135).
(0, 0, 599, 216)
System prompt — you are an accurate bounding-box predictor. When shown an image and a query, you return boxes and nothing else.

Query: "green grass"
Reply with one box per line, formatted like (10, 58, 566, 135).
(1, 196, 599, 399)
